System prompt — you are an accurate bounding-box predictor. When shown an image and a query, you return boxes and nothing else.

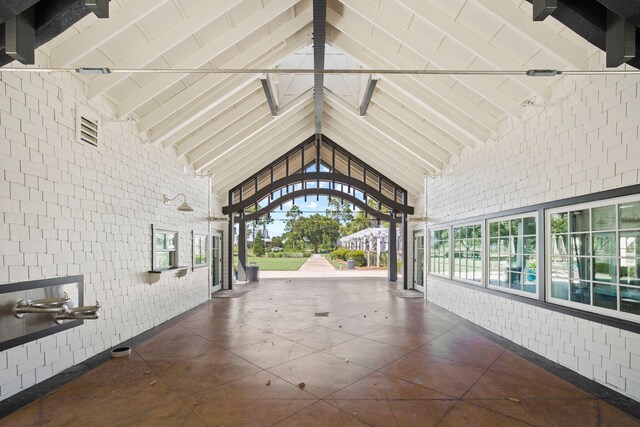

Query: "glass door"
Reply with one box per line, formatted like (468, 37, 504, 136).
(212, 232, 222, 291)
(414, 231, 425, 292)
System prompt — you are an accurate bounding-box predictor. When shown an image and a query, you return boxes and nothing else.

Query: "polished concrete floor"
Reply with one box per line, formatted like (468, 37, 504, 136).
(2, 278, 639, 426)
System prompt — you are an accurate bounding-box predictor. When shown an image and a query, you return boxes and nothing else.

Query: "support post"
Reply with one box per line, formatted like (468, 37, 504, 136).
(5, 7, 35, 64)
(424, 174, 428, 300)
(227, 213, 234, 290)
(238, 214, 247, 281)
(402, 212, 408, 290)
(388, 214, 397, 282)
(376, 235, 381, 267)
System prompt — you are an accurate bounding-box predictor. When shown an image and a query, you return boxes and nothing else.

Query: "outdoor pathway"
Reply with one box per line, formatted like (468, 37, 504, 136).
(260, 254, 388, 278)
(2, 278, 638, 426)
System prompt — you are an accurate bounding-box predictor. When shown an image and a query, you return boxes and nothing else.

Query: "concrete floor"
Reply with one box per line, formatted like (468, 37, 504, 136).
(2, 278, 638, 426)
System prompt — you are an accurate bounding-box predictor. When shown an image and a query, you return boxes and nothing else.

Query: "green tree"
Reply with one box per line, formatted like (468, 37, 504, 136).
(284, 205, 304, 250)
(326, 198, 353, 223)
(253, 231, 266, 257)
(298, 214, 341, 253)
(270, 235, 284, 249)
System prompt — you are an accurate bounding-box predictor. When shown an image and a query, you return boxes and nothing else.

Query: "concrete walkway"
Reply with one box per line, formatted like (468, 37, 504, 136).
(259, 254, 389, 279)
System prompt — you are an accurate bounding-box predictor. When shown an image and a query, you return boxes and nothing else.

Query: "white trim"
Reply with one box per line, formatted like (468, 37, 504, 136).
(192, 233, 209, 269)
(486, 212, 539, 299)
(545, 194, 640, 322)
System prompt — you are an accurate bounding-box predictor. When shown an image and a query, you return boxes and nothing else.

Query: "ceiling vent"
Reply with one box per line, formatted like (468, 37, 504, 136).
(76, 107, 101, 147)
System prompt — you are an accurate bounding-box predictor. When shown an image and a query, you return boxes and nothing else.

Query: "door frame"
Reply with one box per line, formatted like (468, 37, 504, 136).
(211, 230, 223, 293)
(414, 230, 425, 293)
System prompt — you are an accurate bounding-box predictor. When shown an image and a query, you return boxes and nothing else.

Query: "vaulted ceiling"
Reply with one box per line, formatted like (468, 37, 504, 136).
(17, 0, 612, 196)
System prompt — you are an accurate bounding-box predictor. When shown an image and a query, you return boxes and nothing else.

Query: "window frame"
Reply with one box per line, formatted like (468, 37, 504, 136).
(486, 212, 539, 299)
(428, 226, 451, 279)
(546, 194, 640, 322)
(152, 226, 179, 271)
(451, 222, 484, 286)
(192, 232, 209, 269)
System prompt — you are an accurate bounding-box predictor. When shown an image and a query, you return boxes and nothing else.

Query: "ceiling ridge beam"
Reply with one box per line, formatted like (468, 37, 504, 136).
(116, 0, 305, 118)
(339, 0, 521, 117)
(396, 0, 550, 100)
(475, 0, 589, 69)
(136, 18, 312, 133)
(313, 0, 327, 134)
(88, 0, 244, 98)
(49, 0, 173, 67)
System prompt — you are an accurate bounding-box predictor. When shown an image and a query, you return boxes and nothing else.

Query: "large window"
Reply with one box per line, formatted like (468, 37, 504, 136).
(153, 229, 178, 270)
(453, 224, 482, 283)
(548, 196, 640, 320)
(488, 215, 537, 295)
(429, 228, 449, 277)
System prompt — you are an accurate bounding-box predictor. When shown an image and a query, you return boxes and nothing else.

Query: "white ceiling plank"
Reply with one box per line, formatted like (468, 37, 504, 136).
(363, 103, 447, 168)
(323, 126, 422, 195)
(475, 0, 588, 69)
(210, 121, 316, 193)
(193, 96, 314, 171)
(136, 18, 312, 132)
(377, 80, 479, 148)
(325, 93, 438, 173)
(160, 81, 260, 149)
(174, 89, 266, 157)
(50, 0, 173, 67)
(88, 0, 244, 98)
(327, 20, 499, 135)
(371, 90, 463, 157)
(323, 115, 423, 194)
(117, 0, 305, 118)
(396, 0, 550, 100)
(189, 103, 272, 166)
(323, 102, 431, 176)
(339, 0, 521, 118)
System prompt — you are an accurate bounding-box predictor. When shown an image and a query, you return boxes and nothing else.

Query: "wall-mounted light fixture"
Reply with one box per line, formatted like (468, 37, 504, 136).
(163, 193, 194, 212)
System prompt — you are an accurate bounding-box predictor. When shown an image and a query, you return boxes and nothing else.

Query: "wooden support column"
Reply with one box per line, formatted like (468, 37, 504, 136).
(237, 213, 247, 281)
(227, 213, 234, 290)
(402, 212, 409, 290)
(388, 214, 397, 282)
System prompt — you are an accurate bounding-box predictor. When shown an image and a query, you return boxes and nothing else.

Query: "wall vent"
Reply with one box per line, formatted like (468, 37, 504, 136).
(76, 107, 101, 147)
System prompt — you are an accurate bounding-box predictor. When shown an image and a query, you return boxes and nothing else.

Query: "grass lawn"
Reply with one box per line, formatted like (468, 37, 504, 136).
(237, 256, 309, 271)
(322, 254, 345, 269)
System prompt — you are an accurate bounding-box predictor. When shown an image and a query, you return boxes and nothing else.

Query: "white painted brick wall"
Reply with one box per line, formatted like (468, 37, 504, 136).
(0, 65, 211, 400)
(424, 52, 640, 402)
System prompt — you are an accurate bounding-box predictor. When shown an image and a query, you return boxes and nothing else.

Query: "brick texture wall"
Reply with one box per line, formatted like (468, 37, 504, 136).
(0, 67, 211, 400)
(424, 52, 640, 401)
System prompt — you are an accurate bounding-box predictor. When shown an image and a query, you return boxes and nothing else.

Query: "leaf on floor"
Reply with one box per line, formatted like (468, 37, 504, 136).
(298, 383, 306, 389)
(149, 380, 157, 386)
(266, 380, 271, 386)
(507, 397, 521, 403)
(143, 370, 152, 375)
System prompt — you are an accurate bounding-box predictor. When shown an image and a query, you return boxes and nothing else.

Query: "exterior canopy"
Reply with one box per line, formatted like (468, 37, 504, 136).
(222, 134, 414, 221)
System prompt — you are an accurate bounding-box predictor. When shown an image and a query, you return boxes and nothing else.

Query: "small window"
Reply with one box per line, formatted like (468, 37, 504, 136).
(193, 234, 208, 268)
(488, 214, 537, 296)
(453, 223, 482, 284)
(153, 227, 178, 270)
(429, 228, 450, 277)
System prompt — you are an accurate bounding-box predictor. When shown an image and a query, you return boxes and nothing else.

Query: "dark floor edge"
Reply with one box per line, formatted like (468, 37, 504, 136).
(425, 301, 640, 420)
(0, 300, 211, 419)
